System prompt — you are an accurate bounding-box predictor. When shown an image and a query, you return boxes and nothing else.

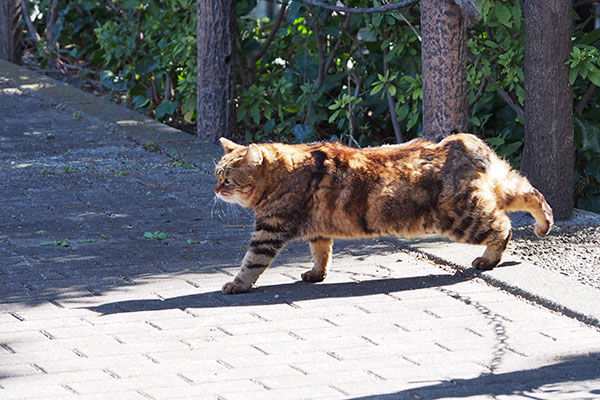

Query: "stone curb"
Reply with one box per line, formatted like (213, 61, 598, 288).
(386, 236, 600, 328)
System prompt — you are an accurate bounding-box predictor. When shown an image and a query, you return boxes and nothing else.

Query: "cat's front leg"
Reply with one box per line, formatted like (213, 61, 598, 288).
(222, 232, 287, 294)
(301, 237, 333, 283)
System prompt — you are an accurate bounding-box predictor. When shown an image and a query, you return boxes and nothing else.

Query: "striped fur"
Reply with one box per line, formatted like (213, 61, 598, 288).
(215, 134, 553, 294)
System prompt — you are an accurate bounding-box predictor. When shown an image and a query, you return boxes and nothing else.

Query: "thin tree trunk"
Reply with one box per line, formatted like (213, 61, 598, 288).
(420, 0, 468, 142)
(0, 0, 23, 64)
(197, 0, 235, 142)
(521, 0, 574, 220)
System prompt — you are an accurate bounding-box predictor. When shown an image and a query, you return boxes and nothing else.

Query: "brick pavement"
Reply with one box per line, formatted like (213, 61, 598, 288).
(1, 61, 600, 399)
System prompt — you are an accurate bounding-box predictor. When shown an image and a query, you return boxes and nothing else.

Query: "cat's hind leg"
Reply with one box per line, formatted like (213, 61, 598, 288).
(444, 205, 512, 271)
(472, 228, 512, 270)
(467, 212, 512, 271)
(302, 237, 333, 283)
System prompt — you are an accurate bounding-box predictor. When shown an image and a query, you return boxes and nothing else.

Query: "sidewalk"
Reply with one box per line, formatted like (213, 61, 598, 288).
(1, 59, 599, 399)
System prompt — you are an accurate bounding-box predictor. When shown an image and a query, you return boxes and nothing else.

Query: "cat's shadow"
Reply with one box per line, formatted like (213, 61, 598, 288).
(87, 273, 468, 315)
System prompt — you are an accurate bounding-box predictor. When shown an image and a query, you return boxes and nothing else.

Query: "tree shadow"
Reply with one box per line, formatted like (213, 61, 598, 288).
(348, 352, 600, 400)
(87, 273, 467, 315)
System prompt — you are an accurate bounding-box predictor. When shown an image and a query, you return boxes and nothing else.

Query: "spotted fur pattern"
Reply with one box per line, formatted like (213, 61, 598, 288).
(214, 134, 553, 294)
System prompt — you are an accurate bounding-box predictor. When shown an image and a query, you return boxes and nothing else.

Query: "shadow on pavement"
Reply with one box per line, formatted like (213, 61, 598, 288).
(349, 352, 600, 400)
(87, 273, 467, 315)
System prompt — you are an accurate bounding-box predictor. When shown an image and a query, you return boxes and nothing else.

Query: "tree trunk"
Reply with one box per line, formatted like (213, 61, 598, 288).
(420, 0, 468, 142)
(0, 0, 23, 64)
(197, 0, 235, 142)
(522, 0, 574, 220)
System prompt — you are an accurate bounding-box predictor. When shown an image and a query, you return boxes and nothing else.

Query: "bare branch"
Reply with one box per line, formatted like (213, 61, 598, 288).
(312, 19, 326, 86)
(575, 83, 597, 115)
(316, 13, 350, 89)
(487, 76, 525, 121)
(46, 0, 59, 46)
(468, 53, 525, 121)
(396, 10, 421, 41)
(349, 70, 362, 99)
(250, 3, 287, 63)
(232, 46, 251, 88)
(383, 31, 403, 143)
(21, 0, 40, 49)
(453, 0, 481, 27)
(302, 0, 418, 14)
(469, 76, 488, 111)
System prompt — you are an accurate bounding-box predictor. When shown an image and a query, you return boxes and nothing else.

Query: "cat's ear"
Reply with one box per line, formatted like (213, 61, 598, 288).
(245, 144, 263, 167)
(219, 137, 242, 154)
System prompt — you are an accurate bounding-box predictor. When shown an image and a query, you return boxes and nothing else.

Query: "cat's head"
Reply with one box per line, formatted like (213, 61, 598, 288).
(214, 138, 264, 208)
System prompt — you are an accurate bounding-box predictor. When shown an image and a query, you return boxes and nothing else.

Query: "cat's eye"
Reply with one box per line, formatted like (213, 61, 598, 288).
(223, 177, 232, 185)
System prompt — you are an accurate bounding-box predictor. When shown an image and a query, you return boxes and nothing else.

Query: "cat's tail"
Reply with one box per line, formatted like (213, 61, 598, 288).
(491, 157, 554, 237)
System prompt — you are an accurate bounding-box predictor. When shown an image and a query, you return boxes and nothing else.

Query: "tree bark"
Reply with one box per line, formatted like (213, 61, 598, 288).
(0, 0, 23, 64)
(197, 0, 235, 142)
(420, 0, 468, 142)
(522, 0, 574, 220)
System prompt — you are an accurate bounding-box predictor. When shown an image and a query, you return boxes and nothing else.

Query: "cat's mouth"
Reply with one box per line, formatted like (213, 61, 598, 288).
(214, 191, 230, 203)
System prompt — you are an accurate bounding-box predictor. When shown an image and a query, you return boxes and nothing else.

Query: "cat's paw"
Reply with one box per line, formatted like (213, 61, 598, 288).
(301, 270, 326, 283)
(471, 257, 497, 271)
(222, 280, 251, 294)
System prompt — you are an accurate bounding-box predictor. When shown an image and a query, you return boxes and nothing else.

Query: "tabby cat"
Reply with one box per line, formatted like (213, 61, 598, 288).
(215, 134, 553, 294)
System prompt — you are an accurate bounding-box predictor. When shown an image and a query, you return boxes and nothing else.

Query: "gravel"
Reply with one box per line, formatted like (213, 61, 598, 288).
(509, 210, 600, 291)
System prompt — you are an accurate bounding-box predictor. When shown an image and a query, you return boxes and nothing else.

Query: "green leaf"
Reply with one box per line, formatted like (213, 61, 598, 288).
(586, 156, 600, 183)
(144, 231, 169, 240)
(499, 141, 522, 157)
(77, 239, 96, 244)
(132, 95, 151, 109)
(156, 232, 169, 240)
(155, 100, 177, 119)
(283, 105, 302, 114)
(495, 4, 512, 28)
(187, 239, 202, 245)
(569, 68, 578, 85)
(293, 124, 315, 143)
(183, 110, 195, 123)
(286, 1, 304, 24)
(397, 104, 409, 121)
(372, 13, 383, 28)
(236, 0, 257, 16)
(588, 69, 600, 87)
(486, 137, 505, 146)
(370, 84, 384, 96)
(575, 117, 600, 152)
(511, 1, 522, 30)
(41, 240, 70, 247)
(135, 60, 159, 75)
(581, 28, 600, 46)
(250, 107, 261, 124)
(407, 111, 419, 130)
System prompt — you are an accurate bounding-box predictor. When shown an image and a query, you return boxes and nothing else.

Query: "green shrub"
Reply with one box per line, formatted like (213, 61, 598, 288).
(22, 0, 600, 212)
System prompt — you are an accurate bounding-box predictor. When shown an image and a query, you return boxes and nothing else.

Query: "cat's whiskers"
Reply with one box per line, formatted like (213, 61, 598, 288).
(226, 202, 242, 225)
(210, 195, 221, 220)
(212, 194, 244, 225)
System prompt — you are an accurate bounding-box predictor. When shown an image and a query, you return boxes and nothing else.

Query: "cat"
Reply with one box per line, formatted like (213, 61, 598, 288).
(214, 134, 553, 294)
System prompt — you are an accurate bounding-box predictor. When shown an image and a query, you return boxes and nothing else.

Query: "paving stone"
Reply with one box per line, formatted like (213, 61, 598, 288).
(1, 60, 600, 399)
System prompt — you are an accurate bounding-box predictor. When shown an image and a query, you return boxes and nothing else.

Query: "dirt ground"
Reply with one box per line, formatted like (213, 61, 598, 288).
(510, 211, 600, 291)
